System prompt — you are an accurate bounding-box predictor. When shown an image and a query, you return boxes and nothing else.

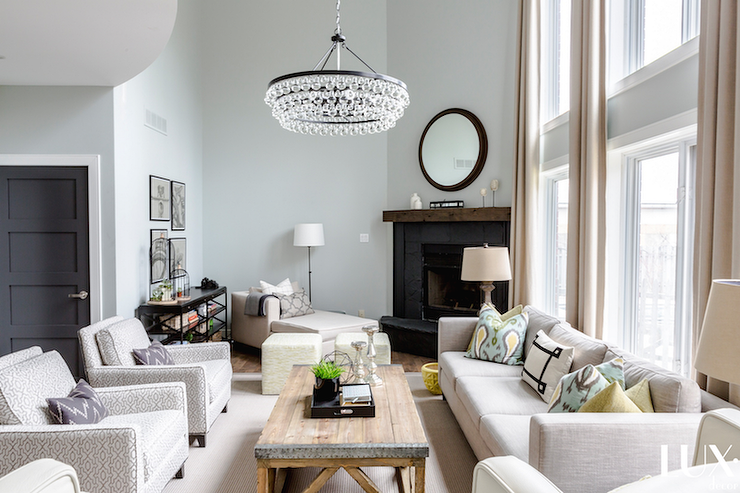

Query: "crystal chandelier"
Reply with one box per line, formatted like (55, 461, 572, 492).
(264, 0, 410, 136)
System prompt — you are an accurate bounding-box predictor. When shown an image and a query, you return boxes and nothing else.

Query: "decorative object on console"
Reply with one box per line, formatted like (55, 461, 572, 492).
(694, 279, 740, 402)
(171, 180, 186, 231)
(362, 324, 382, 385)
(490, 179, 499, 207)
(480, 188, 487, 207)
(264, 0, 409, 136)
(149, 175, 170, 221)
(429, 200, 464, 209)
(294, 223, 325, 301)
(170, 266, 190, 301)
(410, 192, 422, 209)
(461, 244, 512, 307)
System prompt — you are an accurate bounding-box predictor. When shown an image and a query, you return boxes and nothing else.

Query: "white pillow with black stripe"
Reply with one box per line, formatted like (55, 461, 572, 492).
(522, 330, 575, 402)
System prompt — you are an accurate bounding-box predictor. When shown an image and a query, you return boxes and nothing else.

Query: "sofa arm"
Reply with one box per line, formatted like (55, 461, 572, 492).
(95, 381, 187, 416)
(0, 459, 81, 493)
(529, 412, 703, 493)
(437, 317, 477, 359)
(473, 456, 562, 493)
(0, 425, 145, 493)
(231, 291, 278, 349)
(167, 341, 231, 364)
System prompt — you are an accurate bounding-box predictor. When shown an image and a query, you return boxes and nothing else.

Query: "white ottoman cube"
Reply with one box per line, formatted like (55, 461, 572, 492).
(261, 333, 322, 395)
(334, 332, 391, 366)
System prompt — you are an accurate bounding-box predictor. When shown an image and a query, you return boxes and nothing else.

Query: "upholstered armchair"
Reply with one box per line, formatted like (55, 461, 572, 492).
(471, 408, 740, 493)
(0, 347, 188, 493)
(0, 459, 83, 493)
(78, 316, 232, 447)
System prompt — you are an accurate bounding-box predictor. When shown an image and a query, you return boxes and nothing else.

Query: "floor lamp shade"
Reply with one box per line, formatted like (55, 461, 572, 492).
(694, 280, 740, 385)
(293, 223, 325, 247)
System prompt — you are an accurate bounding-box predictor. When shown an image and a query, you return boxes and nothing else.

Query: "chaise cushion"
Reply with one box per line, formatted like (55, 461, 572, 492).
(0, 351, 76, 425)
(96, 319, 152, 366)
(271, 310, 371, 342)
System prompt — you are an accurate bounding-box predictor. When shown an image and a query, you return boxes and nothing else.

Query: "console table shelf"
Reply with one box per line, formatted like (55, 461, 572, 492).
(135, 286, 228, 344)
(383, 207, 511, 223)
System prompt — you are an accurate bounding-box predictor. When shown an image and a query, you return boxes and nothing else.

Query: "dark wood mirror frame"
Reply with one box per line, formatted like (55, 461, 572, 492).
(418, 108, 488, 192)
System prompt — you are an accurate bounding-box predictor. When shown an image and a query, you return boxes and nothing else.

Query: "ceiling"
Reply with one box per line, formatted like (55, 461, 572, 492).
(0, 0, 177, 86)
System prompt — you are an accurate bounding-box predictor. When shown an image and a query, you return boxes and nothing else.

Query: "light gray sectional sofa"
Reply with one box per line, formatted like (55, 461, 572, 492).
(438, 305, 734, 493)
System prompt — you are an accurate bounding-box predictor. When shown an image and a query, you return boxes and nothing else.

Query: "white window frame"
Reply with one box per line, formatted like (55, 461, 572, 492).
(541, 0, 570, 124)
(616, 133, 695, 375)
(541, 164, 569, 318)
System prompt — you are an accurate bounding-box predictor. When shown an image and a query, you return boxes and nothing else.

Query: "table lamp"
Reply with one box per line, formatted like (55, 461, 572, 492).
(694, 280, 740, 392)
(293, 223, 325, 302)
(461, 244, 512, 307)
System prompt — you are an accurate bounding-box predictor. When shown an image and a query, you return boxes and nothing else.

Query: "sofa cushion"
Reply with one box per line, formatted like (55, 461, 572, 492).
(457, 377, 549, 425)
(440, 351, 523, 392)
(548, 364, 609, 413)
(604, 348, 701, 413)
(479, 414, 531, 462)
(96, 319, 152, 366)
(522, 331, 575, 403)
(47, 379, 109, 424)
(0, 351, 76, 425)
(522, 306, 563, 359)
(579, 381, 642, 413)
(271, 310, 371, 342)
(548, 324, 609, 371)
(625, 379, 655, 412)
(277, 289, 315, 319)
(465, 309, 528, 365)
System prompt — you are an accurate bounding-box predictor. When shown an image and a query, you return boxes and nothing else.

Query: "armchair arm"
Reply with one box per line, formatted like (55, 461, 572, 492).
(0, 425, 144, 493)
(95, 381, 186, 416)
(166, 341, 230, 364)
(0, 459, 81, 493)
(437, 317, 477, 359)
(473, 457, 562, 493)
(694, 408, 740, 465)
(231, 291, 279, 349)
(529, 412, 703, 493)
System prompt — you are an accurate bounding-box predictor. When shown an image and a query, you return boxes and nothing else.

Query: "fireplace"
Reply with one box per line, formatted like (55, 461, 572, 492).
(423, 244, 480, 320)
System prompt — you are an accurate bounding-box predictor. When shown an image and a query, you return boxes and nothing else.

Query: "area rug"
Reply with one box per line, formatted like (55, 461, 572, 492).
(163, 372, 477, 493)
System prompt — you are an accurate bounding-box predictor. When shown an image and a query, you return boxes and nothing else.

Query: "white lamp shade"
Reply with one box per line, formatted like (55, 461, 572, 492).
(293, 223, 325, 247)
(694, 279, 740, 385)
(461, 245, 512, 282)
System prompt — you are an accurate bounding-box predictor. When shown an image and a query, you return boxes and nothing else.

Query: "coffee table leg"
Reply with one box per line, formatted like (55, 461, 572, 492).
(414, 460, 426, 493)
(257, 465, 273, 493)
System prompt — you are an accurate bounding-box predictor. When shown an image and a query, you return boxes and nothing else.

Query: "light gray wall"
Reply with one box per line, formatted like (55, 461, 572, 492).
(113, 0, 205, 317)
(387, 0, 519, 211)
(0, 86, 118, 318)
(201, 0, 389, 320)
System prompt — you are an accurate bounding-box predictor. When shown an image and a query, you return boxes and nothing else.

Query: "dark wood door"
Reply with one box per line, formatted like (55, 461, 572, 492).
(0, 166, 90, 377)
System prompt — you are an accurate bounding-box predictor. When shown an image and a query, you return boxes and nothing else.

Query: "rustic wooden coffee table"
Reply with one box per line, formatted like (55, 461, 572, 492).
(255, 365, 429, 493)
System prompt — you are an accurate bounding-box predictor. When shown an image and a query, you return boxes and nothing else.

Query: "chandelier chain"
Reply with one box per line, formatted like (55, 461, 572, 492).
(335, 0, 342, 35)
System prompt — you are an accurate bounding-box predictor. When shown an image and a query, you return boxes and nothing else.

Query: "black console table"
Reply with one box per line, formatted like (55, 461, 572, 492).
(135, 286, 228, 344)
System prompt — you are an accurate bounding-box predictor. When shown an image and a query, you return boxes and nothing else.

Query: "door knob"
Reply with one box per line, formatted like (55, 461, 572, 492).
(68, 290, 89, 300)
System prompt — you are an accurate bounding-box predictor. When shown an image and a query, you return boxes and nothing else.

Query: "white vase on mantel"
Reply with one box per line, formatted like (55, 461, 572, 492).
(410, 193, 422, 210)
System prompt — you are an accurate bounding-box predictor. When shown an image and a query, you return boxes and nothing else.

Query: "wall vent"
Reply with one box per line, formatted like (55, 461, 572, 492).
(454, 158, 474, 170)
(145, 109, 168, 135)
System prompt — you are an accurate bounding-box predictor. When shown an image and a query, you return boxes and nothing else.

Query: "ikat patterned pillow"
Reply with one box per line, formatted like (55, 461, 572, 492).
(547, 364, 610, 413)
(132, 340, 175, 366)
(465, 309, 528, 365)
(47, 379, 109, 425)
(596, 357, 625, 390)
(277, 290, 315, 319)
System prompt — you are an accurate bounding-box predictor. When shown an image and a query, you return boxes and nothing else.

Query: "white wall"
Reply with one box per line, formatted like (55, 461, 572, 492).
(113, 0, 204, 316)
(201, 0, 389, 319)
(0, 86, 118, 317)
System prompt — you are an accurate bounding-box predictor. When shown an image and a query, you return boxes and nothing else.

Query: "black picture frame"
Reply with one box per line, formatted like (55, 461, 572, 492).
(150, 175, 171, 221)
(171, 180, 186, 231)
(169, 237, 187, 277)
(150, 229, 168, 283)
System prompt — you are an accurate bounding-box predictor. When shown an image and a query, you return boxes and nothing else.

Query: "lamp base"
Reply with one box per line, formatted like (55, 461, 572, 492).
(480, 283, 495, 307)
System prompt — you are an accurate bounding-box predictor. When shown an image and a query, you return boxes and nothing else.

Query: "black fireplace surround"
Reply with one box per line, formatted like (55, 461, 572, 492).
(381, 219, 510, 358)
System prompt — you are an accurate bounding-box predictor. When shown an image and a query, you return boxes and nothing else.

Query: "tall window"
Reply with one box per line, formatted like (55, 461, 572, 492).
(542, 169, 569, 319)
(619, 139, 695, 374)
(542, 0, 571, 122)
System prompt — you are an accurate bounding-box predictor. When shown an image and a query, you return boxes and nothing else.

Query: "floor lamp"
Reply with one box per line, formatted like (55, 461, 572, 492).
(461, 244, 512, 309)
(293, 223, 325, 302)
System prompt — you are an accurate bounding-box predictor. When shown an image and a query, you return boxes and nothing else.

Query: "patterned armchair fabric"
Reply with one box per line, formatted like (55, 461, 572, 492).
(0, 349, 188, 493)
(78, 317, 232, 447)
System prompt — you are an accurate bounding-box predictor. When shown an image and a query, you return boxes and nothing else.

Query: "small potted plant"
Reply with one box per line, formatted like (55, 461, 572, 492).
(311, 358, 344, 402)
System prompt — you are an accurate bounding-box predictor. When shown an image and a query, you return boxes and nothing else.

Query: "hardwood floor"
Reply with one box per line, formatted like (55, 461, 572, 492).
(230, 342, 436, 373)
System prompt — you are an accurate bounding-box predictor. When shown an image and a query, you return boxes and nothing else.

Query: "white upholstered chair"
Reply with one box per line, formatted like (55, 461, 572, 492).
(0, 347, 188, 493)
(0, 459, 83, 493)
(471, 408, 740, 493)
(78, 316, 232, 447)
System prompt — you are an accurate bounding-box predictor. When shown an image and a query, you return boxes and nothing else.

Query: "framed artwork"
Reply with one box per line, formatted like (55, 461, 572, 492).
(150, 229, 168, 283)
(150, 175, 171, 221)
(169, 238, 187, 277)
(171, 181, 186, 231)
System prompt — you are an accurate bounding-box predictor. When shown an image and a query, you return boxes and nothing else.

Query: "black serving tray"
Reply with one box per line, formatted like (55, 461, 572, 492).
(310, 384, 375, 418)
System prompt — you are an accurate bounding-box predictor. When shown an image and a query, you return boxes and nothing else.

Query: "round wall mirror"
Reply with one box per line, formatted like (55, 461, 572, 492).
(419, 108, 488, 191)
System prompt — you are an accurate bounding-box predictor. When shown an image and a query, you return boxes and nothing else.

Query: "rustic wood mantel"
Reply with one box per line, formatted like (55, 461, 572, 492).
(382, 207, 511, 223)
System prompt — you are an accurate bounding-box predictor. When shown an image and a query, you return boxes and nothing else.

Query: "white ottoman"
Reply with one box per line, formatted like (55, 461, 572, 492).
(261, 333, 322, 395)
(333, 332, 391, 366)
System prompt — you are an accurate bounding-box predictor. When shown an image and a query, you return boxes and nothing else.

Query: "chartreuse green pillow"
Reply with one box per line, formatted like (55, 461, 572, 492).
(595, 357, 625, 390)
(466, 305, 523, 352)
(465, 307, 528, 365)
(548, 364, 609, 413)
(578, 381, 643, 413)
(625, 378, 654, 412)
